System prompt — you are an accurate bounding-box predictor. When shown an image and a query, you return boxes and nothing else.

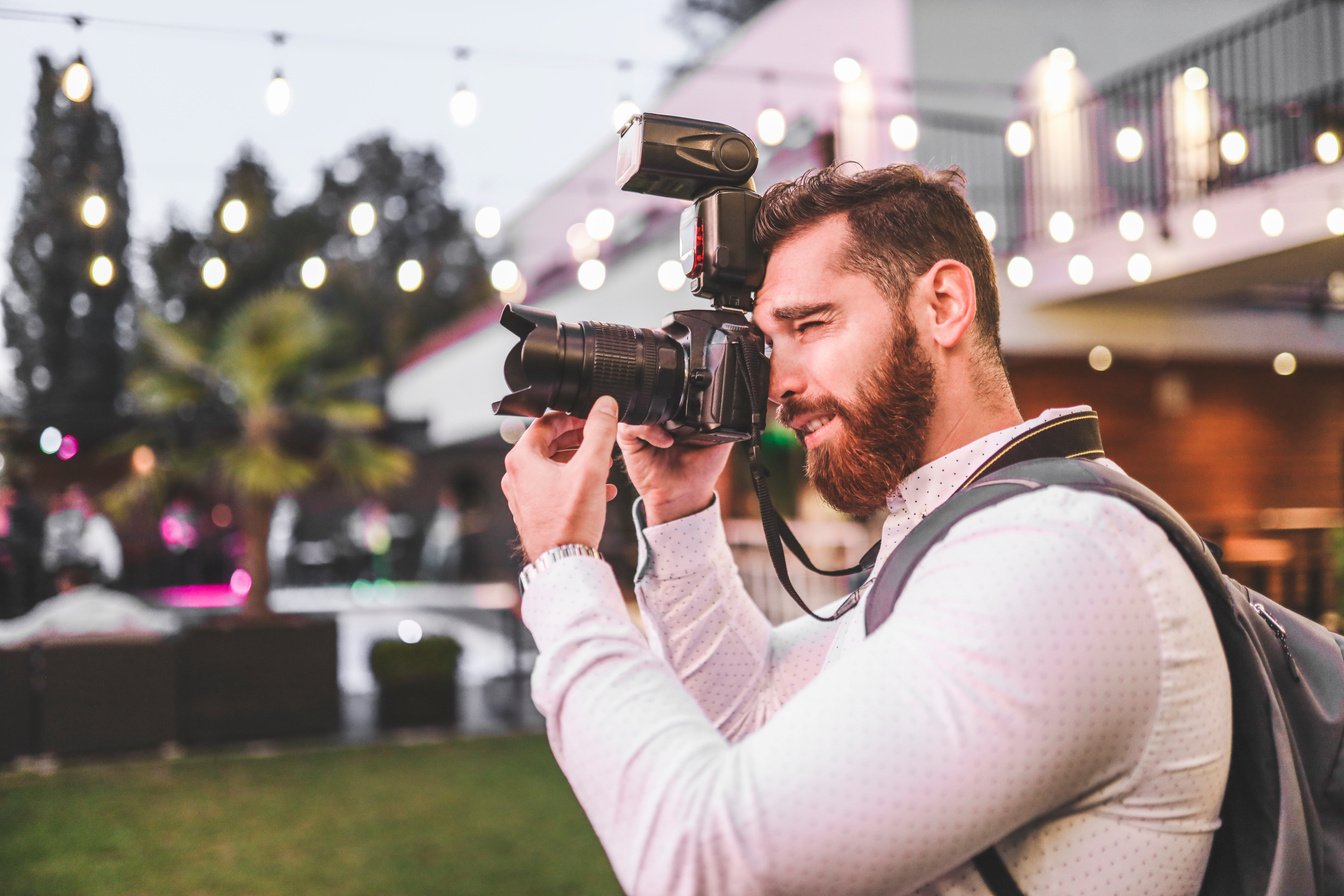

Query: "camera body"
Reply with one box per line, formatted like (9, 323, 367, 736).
(492, 114, 769, 445)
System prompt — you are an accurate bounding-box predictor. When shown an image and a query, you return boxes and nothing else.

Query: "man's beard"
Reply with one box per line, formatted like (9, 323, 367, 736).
(779, 312, 936, 516)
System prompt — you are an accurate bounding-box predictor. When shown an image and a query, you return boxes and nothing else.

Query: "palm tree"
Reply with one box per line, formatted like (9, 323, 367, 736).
(109, 289, 413, 615)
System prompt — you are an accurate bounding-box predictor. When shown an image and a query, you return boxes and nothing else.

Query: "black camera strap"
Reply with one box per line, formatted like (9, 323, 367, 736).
(733, 338, 1103, 623)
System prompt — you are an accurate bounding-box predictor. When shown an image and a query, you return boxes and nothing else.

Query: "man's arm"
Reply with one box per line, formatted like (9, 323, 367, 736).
(523, 493, 1170, 895)
(632, 498, 844, 741)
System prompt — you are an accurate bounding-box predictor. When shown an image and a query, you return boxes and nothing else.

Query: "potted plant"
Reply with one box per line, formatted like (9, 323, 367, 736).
(369, 635, 461, 729)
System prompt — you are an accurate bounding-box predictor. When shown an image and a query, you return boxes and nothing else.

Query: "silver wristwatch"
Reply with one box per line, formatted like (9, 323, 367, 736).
(518, 544, 604, 593)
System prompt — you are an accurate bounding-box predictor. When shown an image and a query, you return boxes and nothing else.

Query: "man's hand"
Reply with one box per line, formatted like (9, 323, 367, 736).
(617, 423, 733, 526)
(501, 396, 620, 562)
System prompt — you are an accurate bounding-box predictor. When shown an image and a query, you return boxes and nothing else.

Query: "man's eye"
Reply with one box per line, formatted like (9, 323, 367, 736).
(797, 320, 823, 333)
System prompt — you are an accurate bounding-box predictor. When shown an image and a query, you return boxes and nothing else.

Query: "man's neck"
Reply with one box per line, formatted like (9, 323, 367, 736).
(920, 371, 1022, 465)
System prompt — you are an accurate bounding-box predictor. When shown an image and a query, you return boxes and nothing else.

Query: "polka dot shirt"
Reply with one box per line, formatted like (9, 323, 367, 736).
(522, 406, 1232, 895)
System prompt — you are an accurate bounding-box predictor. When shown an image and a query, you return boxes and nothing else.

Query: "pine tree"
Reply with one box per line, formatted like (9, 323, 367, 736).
(3, 54, 133, 445)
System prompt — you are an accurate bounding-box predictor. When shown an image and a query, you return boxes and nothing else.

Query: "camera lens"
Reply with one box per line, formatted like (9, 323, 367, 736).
(494, 305, 685, 425)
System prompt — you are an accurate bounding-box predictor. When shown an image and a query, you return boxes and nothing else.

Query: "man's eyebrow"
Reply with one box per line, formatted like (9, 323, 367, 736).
(760, 301, 836, 323)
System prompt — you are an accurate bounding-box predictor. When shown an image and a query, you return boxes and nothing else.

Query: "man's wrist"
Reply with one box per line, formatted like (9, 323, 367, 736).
(642, 492, 715, 527)
(519, 544, 604, 593)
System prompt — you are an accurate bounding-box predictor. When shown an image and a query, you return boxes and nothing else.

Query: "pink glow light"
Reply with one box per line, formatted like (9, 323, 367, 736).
(57, 434, 79, 461)
(230, 568, 253, 596)
(152, 583, 244, 609)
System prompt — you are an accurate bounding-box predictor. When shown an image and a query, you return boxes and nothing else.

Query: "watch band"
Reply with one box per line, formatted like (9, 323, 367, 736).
(518, 544, 604, 593)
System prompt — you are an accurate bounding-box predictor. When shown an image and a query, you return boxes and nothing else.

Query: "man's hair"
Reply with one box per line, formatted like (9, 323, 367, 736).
(754, 163, 1003, 364)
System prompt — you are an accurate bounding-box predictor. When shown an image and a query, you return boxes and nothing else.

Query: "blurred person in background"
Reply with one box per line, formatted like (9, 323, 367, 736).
(0, 473, 44, 618)
(42, 483, 122, 588)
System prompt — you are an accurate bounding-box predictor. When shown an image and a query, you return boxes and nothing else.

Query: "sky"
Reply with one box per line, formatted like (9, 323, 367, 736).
(0, 0, 700, 293)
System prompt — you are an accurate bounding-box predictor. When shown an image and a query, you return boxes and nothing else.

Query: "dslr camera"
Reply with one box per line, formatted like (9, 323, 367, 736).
(492, 114, 769, 444)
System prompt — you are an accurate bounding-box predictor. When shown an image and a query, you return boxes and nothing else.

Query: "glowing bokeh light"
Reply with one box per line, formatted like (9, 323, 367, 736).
(1048, 210, 1075, 243)
(398, 619, 424, 644)
(57, 435, 79, 461)
(1328, 207, 1344, 236)
(220, 198, 249, 233)
(348, 201, 377, 236)
(585, 208, 616, 242)
(474, 206, 501, 239)
(1273, 352, 1297, 376)
(577, 258, 606, 291)
(39, 427, 62, 455)
(611, 99, 641, 132)
(81, 194, 108, 228)
(1006, 256, 1033, 288)
(265, 74, 291, 116)
(450, 87, 478, 126)
(1260, 207, 1285, 237)
(757, 107, 787, 147)
(1315, 131, 1341, 164)
(1115, 127, 1144, 162)
(490, 259, 521, 292)
(1183, 66, 1210, 91)
(131, 444, 156, 476)
(1068, 254, 1094, 286)
(62, 61, 92, 102)
(1118, 210, 1145, 241)
(1127, 253, 1153, 283)
(300, 256, 327, 289)
(888, 114, 919, 151)
(975, 210, 997, 242)
(89, 255, 115, 286)
(211, 504, 233, 528)
(230, 568, 253, 596)
(1192, 208, 1217, 239)
(832, 56, 862, 82)
(397, 259, 425, 292)
(201, 257, 227, 289)
(1219, 130, 1249, 165)
(658, 259, 685, 291)
(1005, 120, 1033, 157)
(1089, 345, 1113, 372)
(1049, 47, 1077, 70)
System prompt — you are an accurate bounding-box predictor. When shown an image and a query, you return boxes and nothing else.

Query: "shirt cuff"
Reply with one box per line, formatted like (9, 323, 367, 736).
(632, 494, 734, 583)
(520, 554, 628, 653)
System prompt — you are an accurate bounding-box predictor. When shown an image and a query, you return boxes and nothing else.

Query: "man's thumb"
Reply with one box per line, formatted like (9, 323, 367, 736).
(578, 395, 620, 460)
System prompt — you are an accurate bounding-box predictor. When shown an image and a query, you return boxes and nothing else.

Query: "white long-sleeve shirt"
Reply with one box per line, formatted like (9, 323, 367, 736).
(522, 407, 1232, 895)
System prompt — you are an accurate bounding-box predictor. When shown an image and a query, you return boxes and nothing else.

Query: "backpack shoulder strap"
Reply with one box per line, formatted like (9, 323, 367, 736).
(864, 455, 1326, 896)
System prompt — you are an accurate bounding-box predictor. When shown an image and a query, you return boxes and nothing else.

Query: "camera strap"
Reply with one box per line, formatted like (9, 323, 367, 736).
(740, 385, 1104, 622)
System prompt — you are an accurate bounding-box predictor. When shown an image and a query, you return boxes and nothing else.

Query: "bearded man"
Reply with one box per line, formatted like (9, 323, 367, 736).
(500, 164, 1231, 895)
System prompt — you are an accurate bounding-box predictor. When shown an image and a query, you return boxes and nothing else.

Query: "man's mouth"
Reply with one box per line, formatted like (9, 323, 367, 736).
(798, 415, 838, 448)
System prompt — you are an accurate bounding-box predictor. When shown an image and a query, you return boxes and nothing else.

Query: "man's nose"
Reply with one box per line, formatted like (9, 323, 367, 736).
(768, 350, 804, 405)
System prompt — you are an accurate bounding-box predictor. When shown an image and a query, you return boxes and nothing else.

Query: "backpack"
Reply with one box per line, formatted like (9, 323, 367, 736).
(863, 456, 1344, 896)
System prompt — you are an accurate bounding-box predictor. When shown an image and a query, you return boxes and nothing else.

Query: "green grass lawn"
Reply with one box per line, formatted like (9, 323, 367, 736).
(0, 735, 621, 896)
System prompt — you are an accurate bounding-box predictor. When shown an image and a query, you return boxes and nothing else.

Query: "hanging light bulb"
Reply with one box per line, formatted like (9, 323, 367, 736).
(1118, 210, 1145, 241)
(1115, 126, 1144, 162)
(612, 99, 641, 132)
(490, 260, 521, 293)
(265, 32, 290, 116)
(889, 114, 919, 152)
(450, 86, 478, 127)
(220, 198, 249, 233)
(1219, 130, 1249, 165)
(577, 259, 606, 291)
(397, 260, 425, 292)
(80, 193, 108, 228)
(474, 207, 501, 239)
(974, 211, 997, 242)
(757, 107, 787, 147)
(832, 56, 862, 83)
(1006, 256, 1033, 288)
(300, 256, 327, 289)
(584, 208, 615, 242)
(62, 57, 93, 103)
(201, 257, 228, 289)
(265, 70, 291, 116)
(348, 201, 377, 236)
(1315, 131, 1342, 164)
(89, 255, 115, 286)
(1005, 120, 1033, 157)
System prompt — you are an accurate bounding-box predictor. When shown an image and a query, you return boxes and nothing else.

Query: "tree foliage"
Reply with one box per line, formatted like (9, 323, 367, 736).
(3, 54, 133, 443)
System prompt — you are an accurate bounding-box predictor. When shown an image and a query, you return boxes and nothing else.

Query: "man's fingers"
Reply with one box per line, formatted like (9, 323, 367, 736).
(518, 411, 585, 450)
(576, 396, 620, 465)
(619, 422, 675, 450)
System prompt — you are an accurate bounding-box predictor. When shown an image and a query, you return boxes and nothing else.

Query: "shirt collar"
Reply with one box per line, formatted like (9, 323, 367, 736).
(887, 406, 1096, 517)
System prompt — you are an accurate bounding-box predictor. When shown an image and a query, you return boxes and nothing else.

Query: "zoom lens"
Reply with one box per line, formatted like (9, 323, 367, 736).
(493, 304, 684, 425)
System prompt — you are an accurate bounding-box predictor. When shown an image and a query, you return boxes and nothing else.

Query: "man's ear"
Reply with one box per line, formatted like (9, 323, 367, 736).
(923, 260, 977, 350)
